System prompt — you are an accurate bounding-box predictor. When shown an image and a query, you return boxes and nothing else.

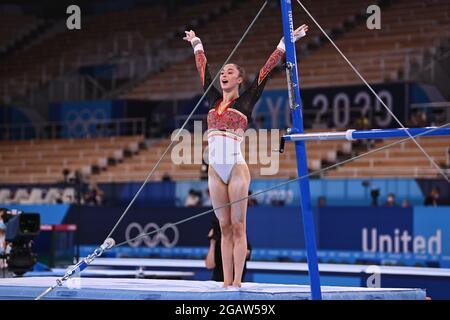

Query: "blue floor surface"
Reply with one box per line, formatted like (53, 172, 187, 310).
(0, 277, 426, 300)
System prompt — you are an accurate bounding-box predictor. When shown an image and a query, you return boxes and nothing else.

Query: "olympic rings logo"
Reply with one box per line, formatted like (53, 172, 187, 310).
(65, 108, 108, 137)
(125, 222, 179, 248)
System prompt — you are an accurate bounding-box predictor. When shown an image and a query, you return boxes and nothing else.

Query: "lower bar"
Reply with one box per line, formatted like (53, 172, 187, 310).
(284, 127, 450, 142)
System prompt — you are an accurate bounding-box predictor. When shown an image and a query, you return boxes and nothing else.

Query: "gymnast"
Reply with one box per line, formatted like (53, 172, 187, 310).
(183, 24, 308, 287)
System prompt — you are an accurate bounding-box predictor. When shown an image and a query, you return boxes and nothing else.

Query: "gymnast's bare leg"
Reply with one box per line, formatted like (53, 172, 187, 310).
(208, 166, 233, 287)
(228, 163, 250, 287)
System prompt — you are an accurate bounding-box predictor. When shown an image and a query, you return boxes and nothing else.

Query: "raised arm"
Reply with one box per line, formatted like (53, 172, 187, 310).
(237, 24, 309, 116)
(184, 30, 221, 107)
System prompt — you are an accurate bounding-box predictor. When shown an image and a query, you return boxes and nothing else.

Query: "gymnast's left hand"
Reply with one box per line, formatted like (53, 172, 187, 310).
(293, 24, 309, 40)
(277, 24, 308, 51)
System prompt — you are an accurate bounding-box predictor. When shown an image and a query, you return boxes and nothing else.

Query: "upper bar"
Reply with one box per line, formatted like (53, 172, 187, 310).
(283, 127, 450, 142)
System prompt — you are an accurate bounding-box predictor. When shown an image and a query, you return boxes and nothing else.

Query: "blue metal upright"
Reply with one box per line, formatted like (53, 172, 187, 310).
(280, 0, 322, 300)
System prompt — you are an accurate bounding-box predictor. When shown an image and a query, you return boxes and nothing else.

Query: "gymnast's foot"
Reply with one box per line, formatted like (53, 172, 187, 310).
(222, 280, 233, 288)
(231, 281, 241, 288)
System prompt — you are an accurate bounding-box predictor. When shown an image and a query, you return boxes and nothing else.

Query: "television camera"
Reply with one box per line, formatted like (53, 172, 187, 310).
(0, 208, 40, 276)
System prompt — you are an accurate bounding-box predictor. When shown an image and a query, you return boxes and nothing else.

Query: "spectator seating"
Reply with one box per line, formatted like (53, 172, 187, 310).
(327, 136, 450, 178)
(0, 135, 144, 184)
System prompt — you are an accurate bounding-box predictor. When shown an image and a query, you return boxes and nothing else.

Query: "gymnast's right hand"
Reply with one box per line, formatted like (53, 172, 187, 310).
(184, 30, 203, 53)
(183, 30, 197, 42)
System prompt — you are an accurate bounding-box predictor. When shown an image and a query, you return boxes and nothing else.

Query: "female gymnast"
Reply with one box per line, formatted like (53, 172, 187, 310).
(184, 24, 308, 287)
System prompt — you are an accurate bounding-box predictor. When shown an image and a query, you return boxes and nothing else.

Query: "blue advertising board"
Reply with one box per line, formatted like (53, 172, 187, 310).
(246, 83, 406, 129)
(5, 203, 447, 267)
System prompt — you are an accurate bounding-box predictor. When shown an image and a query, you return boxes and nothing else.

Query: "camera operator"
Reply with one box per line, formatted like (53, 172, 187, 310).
(0, 207, 6, 222)
(0, 208, 40, 276)
(61, 169, 90, 204)
(0, 208, 7, 251)
(0, 221, 6, 269)
(0, 208, 11, 272)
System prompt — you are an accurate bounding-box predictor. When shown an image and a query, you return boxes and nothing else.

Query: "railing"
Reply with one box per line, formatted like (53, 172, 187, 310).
(410, 102, 450, 125)
(0, 118, 146, 141)
(409, 40, 450, 100)
(329, 167, 450, 178)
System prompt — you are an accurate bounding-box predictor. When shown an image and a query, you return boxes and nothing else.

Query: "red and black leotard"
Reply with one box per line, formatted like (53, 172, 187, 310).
(195, 48, 285, 137)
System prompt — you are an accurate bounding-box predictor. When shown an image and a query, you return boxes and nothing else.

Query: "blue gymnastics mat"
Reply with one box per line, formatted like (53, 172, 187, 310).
(0, 277, 425, 300)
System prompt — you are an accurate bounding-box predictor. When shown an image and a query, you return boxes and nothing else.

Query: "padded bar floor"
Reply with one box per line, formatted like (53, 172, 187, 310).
(0, 277, 426, 300)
